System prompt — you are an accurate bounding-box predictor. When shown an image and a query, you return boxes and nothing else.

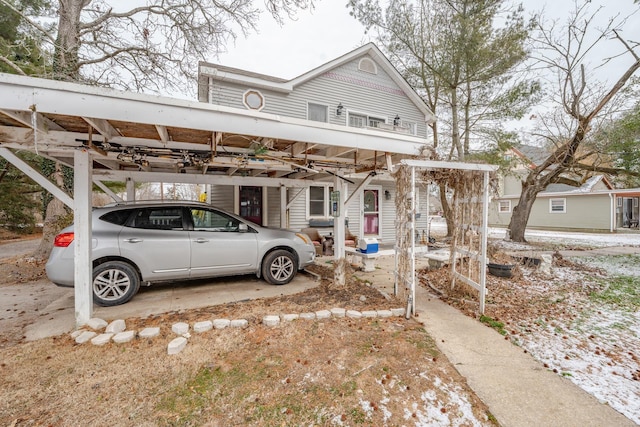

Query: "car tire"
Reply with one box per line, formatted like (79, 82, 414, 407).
(92, 261, 140, 306)
(262, 250, 297, 285)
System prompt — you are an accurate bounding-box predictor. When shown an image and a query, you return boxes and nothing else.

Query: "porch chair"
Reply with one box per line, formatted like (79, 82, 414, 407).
(301, 227, 325, 256)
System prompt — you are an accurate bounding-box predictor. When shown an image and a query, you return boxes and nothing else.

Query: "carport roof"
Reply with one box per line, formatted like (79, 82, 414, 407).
(0, 73, 431, 184)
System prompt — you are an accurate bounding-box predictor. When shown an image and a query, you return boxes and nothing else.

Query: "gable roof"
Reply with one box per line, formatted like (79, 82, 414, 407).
(199, 43, 436, 123)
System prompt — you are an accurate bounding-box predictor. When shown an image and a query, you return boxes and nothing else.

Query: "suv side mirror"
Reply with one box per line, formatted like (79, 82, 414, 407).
(238, 223, 248, 232)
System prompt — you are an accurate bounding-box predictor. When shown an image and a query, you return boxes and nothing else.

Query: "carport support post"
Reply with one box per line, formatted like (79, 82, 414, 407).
(74, 149, 93, 326)
(126, 178, 135, 201)
(333, 174, 346, 285)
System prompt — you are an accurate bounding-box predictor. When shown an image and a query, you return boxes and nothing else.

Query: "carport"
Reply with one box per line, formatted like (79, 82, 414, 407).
(0, 73, 431, 326)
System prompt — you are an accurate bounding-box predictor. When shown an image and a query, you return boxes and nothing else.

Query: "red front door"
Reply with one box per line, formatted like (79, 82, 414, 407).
(239, 186, 262, 225)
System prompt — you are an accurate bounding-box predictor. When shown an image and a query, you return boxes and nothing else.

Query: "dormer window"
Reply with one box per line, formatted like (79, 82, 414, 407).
(358, 58, 378, 75)
(243, 90, 265, 111)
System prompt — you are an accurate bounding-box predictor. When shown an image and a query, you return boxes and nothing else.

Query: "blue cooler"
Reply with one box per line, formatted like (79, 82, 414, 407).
(358, 238, 379, 254)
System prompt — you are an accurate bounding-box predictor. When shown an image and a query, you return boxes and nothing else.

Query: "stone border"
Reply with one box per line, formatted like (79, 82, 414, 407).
(71, 307, 406, 355)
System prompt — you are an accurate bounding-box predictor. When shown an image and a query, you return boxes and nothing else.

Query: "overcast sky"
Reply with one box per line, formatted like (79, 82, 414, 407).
(216, 0, 640, 79)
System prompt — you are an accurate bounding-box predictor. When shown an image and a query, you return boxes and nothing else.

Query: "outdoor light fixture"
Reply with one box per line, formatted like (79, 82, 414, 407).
(393, 115, 400, 126)
(336, 103, 344, 115)
(385, 190, 391, 200)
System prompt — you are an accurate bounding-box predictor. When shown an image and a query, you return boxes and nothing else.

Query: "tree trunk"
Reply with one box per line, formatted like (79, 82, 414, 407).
(53, 0, 86, 80)
(439, 183, 454, 237)
(508, 183, 541, 242)
(32, 164, 70, 260)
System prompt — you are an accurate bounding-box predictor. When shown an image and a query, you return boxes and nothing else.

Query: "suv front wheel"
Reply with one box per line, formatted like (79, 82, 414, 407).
(262, 250, 297, 285)
(93, 261, 141, 306)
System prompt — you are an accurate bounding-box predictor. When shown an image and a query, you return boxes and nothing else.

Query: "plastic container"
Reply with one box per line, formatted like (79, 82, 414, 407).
(357, 238, 379, 254)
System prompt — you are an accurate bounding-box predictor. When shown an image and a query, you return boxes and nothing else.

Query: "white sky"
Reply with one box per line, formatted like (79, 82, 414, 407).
(216, 0, 640, 80)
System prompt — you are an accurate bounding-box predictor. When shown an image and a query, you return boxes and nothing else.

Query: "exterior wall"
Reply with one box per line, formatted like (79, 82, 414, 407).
(266, 187, 281, 228)
(502, 174, 523, 196)
(490, 194, 613, 231)
(209, 185, 234, 212)
(204, 55, 428, 138)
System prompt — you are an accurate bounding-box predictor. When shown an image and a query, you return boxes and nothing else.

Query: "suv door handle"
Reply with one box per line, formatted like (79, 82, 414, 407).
(194, 238, 209, 243)
(123, 238, 143, 243)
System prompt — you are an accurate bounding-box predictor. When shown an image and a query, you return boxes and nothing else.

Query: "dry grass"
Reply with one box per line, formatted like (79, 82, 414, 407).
(0, 259, 496, 426)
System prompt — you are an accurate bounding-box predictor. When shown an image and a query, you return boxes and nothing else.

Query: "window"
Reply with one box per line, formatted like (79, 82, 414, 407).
(349, 113, 366, 128)
(399, 120, 417, 135)
(348, 112, 386, 129)
(549, 198, 566, 213)
(498, 200, 511, 213)
(130, 208, 184, 230)
(309, 186, 333, 217)
(308, 103, 328, 123)
(358, 58, 377, 74)
(242, 89, 265, 111)
(190, 208, 241, 232)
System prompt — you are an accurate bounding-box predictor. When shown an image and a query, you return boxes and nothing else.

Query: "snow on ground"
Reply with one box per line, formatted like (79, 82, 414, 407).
(429, 217, 640, 423)
(512, 259, 640, 424)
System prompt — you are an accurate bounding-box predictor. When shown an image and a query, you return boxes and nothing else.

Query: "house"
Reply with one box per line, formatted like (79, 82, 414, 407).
(197, 43, 436, 244)
(490, 145, 640, 232)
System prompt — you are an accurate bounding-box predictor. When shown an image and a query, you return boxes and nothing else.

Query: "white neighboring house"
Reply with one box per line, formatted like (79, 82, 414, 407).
(490, 145, 640, 232)
(197, 43, 436, 243)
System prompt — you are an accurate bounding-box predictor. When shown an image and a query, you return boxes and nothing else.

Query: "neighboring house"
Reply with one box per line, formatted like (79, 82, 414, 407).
(490, 145, 640, 232)
(197, 43, 436, 243)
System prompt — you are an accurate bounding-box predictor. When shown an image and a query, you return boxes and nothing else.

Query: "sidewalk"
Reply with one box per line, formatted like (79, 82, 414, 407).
(357, 254, 635, 427)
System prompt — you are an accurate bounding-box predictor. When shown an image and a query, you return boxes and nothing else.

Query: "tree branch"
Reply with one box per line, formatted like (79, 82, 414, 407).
(0, 0, 57, 45)
(0, 55, 27, 75)
(574, 162, 640, 178)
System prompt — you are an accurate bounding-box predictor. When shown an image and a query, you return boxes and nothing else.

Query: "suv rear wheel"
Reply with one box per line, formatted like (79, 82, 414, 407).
(262, 250, 297, 285)
(92, 261, 140, 306)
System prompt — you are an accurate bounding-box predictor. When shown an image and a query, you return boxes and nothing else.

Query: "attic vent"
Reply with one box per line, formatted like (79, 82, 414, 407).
(358, 58, 377, 74)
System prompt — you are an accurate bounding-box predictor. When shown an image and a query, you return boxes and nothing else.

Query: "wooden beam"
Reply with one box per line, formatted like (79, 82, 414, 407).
(155, 125, 169, 144)
(82, 117, 119, 139)
(325, 145, 356, 157)
(0, 109, 64, 133)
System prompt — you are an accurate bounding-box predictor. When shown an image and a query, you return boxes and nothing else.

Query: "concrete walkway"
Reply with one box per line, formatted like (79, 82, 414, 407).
(354, 254, 636, 427)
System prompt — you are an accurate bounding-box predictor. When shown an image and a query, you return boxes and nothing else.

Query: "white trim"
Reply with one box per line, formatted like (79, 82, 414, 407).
(358, 57, 378, 74)
(242, 89, 265, 111)
(549, 198, 566, 213)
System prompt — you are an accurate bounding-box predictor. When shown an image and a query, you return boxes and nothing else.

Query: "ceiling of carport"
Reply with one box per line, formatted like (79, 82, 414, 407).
(0, 74, 430, 183)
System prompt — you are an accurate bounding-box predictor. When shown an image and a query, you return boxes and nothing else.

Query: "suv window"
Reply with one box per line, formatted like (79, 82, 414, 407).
(100, 209, 134, 226)
(129, 208, 184, 230)
(190, 208, 241, 232)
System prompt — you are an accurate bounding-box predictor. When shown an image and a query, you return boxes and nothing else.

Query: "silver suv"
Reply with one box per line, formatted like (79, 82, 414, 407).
(46, 202, 315, 306)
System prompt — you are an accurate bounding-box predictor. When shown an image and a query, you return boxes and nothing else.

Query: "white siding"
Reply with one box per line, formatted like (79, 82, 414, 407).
(209, 185, 234, 211)
(204, 54, 429, 139)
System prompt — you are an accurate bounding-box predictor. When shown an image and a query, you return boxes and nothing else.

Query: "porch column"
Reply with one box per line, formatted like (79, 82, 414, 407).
(280, 186, 287, 228)
(74, 149, 93, 326)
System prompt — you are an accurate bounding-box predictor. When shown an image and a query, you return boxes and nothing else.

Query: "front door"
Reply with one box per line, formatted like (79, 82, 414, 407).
(363, 189, 380, 235)
(239, 186, 262, 225)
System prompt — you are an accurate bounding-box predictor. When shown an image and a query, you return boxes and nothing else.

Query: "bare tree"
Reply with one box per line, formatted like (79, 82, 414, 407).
(507, 2, 640, 242)
(1, 0, 313, 259)
(3, 0, 313, 93)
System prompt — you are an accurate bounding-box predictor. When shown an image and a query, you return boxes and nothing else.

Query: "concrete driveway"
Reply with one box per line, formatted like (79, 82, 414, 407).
(0, 236, 320, 341)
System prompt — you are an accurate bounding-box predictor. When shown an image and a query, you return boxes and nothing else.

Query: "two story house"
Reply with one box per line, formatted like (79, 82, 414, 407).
(197, 43, 436, 244)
